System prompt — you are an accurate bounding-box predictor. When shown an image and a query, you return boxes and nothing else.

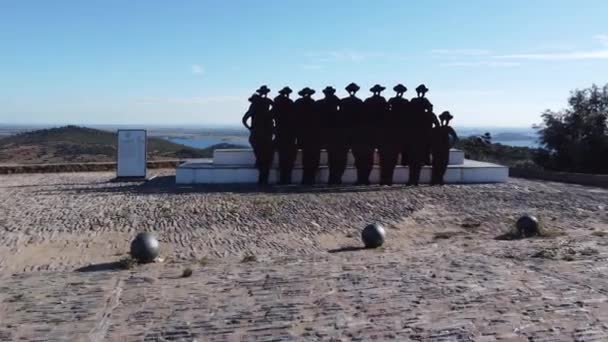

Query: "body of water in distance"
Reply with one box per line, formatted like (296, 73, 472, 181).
(166, 126, 540, 149)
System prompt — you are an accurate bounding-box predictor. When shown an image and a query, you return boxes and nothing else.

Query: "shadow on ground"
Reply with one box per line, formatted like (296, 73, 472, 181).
(75, 262, 126, 273)
(328, 246, 367, 253)
(37, 175, 441, 196)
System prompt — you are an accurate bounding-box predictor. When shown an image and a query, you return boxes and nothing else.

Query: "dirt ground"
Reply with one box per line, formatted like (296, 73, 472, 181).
(0, 170, 607, 341)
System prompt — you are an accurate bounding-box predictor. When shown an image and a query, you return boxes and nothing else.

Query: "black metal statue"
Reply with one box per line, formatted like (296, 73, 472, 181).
(317, 86, 343, 184)
(431, 111, 458, 185)
(295, 87, 320, 185)
(340, 83, 364, 184)
(410, 84, 439, 166)
(407, 84, 439, 185)
(381, 84, 408, 185)
(354, 84, 385, 185)
(242, 85, 274, 185)
(273, 86, 296, 184)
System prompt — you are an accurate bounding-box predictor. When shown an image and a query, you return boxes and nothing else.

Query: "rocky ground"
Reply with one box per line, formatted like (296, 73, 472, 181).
(0, 171, 607, 341)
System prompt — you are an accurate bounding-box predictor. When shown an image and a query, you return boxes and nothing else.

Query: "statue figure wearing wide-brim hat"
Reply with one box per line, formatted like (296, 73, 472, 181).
(388, 83, 411, 171)
(294, 86, 319, 185)
(415, 84, 429, 97)
(274, 86, 297, 184)
(358, 84, 388, 185)
(431, 110, 458, 185)
(322, 86, 336, 95)
(278, 86, 292, 95)
(338, 83, 364, 183)
(370, 84, 386, 94)
(407, 83, 438, 185)
(439, 110, 454, 124)
(242, 85, 275, 185)
(256, 85, 271, 96)
(317, 85, 341, 184)
(298, 87, 316, 97)
(393, 84, 407, 96)
(345, 82, 360, 95)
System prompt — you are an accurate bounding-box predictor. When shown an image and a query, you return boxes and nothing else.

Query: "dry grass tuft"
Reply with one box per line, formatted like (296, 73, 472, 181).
(118, 256, 137, 270)
(433, 231, 462, 240)
(182, 267, 193, 278)
(198, 256, 211, 266)
(241, 254, 258, 263)
(460, 219, 482, 229)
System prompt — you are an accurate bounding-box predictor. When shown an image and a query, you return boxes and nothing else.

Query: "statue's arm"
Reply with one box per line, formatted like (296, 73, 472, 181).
(242, 109, 252, 130)
(449, 127, 458, 142)
(431, 112, 440, 128)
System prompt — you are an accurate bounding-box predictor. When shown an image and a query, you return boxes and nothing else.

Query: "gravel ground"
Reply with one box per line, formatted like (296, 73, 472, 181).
(0, 170, 607, 340)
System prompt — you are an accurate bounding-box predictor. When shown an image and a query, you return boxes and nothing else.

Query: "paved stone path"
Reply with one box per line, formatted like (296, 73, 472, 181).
(0, 171, 607, 340)
(2, 245, 608, 341)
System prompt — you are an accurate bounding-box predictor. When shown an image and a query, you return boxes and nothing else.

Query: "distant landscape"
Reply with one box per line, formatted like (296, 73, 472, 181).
(0, 126, 245, 165)
(0, 124, 539, 148)
(0, 124, 537, 167)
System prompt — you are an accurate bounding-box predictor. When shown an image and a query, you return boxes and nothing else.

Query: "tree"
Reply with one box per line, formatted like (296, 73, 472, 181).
(535, 84, 608, 174)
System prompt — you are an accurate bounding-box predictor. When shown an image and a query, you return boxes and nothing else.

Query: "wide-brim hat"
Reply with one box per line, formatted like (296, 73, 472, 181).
(345, 82, 360, 92)
(322, 86, 336, 95)
(439, 111, 453, 121)
(415, 84, 429, 93)
(370, 84, 386, 93)
(256, 85, 271, 95)
(278, 86, 292, 95)
(393, 84, 407, 93)
(298, 87, 315, 96)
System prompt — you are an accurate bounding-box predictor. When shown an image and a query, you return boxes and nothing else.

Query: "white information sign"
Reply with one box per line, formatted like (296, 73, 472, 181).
(117, 129, 147, 178)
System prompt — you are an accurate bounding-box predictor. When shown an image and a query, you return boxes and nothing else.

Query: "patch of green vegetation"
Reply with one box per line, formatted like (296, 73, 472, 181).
(0, 125, 244, 163)
(455, 137, 538, 168)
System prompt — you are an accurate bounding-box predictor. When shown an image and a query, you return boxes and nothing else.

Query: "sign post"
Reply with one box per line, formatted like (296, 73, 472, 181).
(116, 129, 147, 179)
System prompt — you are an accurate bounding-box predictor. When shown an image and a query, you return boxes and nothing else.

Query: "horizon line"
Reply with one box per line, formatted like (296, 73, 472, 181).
(0, 123, 537, 129)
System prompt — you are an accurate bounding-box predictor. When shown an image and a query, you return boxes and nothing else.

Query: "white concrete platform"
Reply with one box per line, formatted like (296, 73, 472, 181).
(175, 156, 508, 185)
(213, 148, 465, 166)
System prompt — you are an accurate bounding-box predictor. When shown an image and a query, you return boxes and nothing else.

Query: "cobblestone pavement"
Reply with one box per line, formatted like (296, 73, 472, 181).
(0, 171, 607, 340)
(2, 247, 608, 341)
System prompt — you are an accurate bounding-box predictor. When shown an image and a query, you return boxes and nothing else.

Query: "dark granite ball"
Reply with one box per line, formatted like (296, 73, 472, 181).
(130, 232, 160, 263)
(516, 215, 539, 238)
(361, 223, 386, 249)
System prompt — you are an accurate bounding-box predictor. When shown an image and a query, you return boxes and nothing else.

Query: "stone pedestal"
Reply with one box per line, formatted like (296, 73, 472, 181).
(175, 148, 508, 185)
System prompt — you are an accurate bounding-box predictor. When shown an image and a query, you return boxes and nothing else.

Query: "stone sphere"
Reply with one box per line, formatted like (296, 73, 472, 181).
(130, 232, 160, 263)
(516, 215, 539, 238)
(361, 223, 386, 249)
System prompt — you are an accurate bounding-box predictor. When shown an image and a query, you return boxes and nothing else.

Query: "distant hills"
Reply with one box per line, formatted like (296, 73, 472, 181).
(0, 126, 241, 165)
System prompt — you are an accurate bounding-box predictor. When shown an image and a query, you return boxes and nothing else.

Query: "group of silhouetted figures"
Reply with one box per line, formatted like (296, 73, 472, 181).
(242, 83, 458, 186)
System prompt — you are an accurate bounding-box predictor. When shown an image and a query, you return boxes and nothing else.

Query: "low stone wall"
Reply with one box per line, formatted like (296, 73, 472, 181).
(510, 167, 608, 188)
(0, 160, 180, 174)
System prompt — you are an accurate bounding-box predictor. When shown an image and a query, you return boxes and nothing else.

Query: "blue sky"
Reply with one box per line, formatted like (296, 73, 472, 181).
(1, 0, 607, 127)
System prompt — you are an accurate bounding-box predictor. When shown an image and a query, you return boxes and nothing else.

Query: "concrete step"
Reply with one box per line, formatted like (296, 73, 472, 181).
(213, 148, 465, 167)
(176, 159, 508, 185)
